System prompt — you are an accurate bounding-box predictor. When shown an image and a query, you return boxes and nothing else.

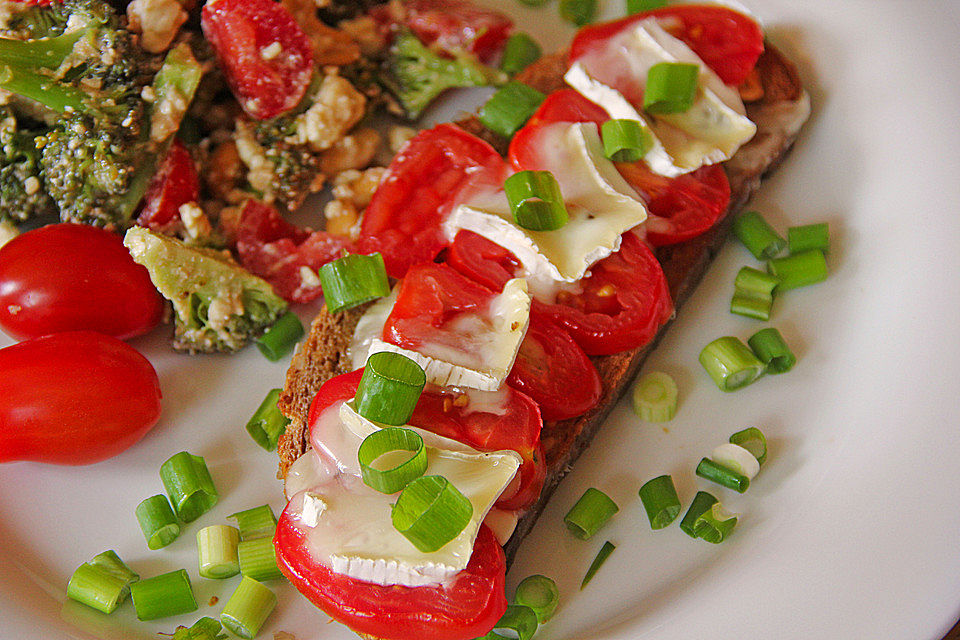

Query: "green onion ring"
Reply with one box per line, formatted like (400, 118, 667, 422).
(479, 82, 546, 138)
(159, 451, 219, 523)
(787, 222, 830, 254)
(505, 170, 569, 231)
(729, 427, 768, 466)
(679, 491, 718, 538)
(733, 210, 786, 260)
(357, 427, 428, 494)
(564, 488, 619, 540)
(747, 327, 796, 373)
(644, 62, 699, 114)
(638, 475, 681, 529)
(480, 604, 540, 640)
(696, 457, 750, 493)
(318, 252, 391, 315)
(699, 336, 765, 391)
(694, 503, 738, 544)
(392, 475, 474, 553)
(514, 574, 560, 623)
(355, 351, 426, 426)
(602, 118, 653, 162)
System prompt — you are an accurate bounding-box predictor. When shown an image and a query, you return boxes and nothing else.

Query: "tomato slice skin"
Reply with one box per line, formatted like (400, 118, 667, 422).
(0, 223, 164, 341)
(201, 0, 314, 120)
(136, 139, 200, 233)
(445, 229, 520, 292)
(275, 509, 506, 640)
(402, 0, 513, 62)
(0, 331, 162, 465)
(523, 88, 608, 131)
(569, 4, 764, 86)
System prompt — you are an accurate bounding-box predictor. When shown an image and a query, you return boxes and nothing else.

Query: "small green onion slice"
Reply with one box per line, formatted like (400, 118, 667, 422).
(392, 475, 474, 553)
(197, 525, 240, 579)
(173, 617, 224, 639)
(130, 569, 197, 621)
(504, 170, 569, 231)
(160, 451, 219, 523)
(627, 0, 667, 13)
(693, 503, 738, 544)
(245, 388, 290, 451)
(355, 351, 426, 426)
(711, 443, 760, 480)
(479, 81, 546, 138)
(580, 540, 616, 589)
(730, 427, 767, 465)
(480, 604, 540, 640)
(66, 551, 139, 614)
(730, 291, 773, 321)
(730, 266, 780, 320)
(767, 249, 828, 291)
(136, 494, 181, 550)
(787, 222, 829, 253)
(638, 475, 681, 529)
(679, 491, 717, 538)
(644, 62, 699, 114)
(501, 32, 542, 75)
(699, 336, 765, 392)
(564, 488, 619, 540)
(733, 210, 786, 260)
(357, 427, 428, 494)
(220, 576, 277, 640)
(560, 0, 598, 26)
(318, 252, 391, 315)
(514, 574, 559, 623)
(601, 118, 653, 163)
(631, 370, 678, 422)
(237, 537, 283, 582)
(256, 310, 303, 361)
(748, 327, 796, 373)
(696, 457, 750, 493)
(229, 504, 277, 541)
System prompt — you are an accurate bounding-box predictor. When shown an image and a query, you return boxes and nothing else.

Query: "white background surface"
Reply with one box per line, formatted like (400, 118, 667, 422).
(2, 1, 960, 639)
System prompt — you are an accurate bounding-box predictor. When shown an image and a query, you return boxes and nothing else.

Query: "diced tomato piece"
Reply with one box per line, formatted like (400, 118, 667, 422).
(524, 88, 608, 131)
(137, 139, 200, 233)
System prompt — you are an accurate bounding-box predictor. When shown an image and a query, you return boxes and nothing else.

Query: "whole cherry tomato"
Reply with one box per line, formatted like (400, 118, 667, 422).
(0, 331, 162, 465)
(0, 223, 164, 341)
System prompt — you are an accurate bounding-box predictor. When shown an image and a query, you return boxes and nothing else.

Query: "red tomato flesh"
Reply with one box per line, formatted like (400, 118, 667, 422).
(0, 331, 162, 465)
(137, 139, 201, 233)
(401, 0, 513, 63)
(0, 223, 164, 341)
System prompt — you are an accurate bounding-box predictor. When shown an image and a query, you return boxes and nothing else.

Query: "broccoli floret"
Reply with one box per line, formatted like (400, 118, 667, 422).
(0, 107, 55, 223)
(124, 226, 289, 354)
(381, 30, 503, 120)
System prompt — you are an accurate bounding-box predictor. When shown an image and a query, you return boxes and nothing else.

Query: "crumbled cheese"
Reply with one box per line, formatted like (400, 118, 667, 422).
(299, 265, 321, 289)
(0, 219, 19, 248)
(287, 74, 366, 152)
(388, 126, 417, 154)
(23, 176, 39, 196)
(331, 167, 386, 208)
(140, 86, 156, 103)
(150, 86, 188, 143)
(234, 120, 276, 198)
(126, 0, 188, 53)
(178, 202, 213, 242)
(261, 42, 283, 61)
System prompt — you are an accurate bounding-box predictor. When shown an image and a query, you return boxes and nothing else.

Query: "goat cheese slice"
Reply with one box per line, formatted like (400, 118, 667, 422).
(565, 17, 756, 176)
(289, 401, 521, 587)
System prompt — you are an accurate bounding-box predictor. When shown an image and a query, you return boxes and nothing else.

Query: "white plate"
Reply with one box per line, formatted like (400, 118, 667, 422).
(3, 1, 960, 638)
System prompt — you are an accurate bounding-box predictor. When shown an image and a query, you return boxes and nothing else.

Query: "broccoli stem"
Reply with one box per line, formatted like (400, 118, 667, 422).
(0, 30, 84, 69)
(0, 63, 87, 112)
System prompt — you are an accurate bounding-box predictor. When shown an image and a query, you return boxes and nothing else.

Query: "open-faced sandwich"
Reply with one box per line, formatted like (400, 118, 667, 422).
(272, 3, 810, 639)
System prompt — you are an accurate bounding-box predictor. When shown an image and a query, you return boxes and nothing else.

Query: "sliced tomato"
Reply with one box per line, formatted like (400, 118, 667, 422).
(235, 199, 353, 303)
(359, 123, 508, 278)
(524, 88, 608, 130)
(137, 139, 200, 233)
(445, 229, 519, 292)
(276, 509, 506, 640)
(569, 4, 764, 86)
(201, 0, 314, 120)
(533, 232, 672, 356)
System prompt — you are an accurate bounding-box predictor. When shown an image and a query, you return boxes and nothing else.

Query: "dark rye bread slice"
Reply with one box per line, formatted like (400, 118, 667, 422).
(276, 44, 810, 568)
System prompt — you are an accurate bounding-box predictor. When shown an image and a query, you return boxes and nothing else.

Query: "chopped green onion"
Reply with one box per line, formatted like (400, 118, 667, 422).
(358, 427, 428, 494)
(516, 0, 548, 5)
(392, 475, 473, 553)
(699, 336, 765, 391)
(679, 491, 717, 538)
(711, 443, 760, 480)
(514, 574, 560, 623)
(730, 291, 773, 321)
(696, 457, 750, 493)
(228, 504, 277, 541)
(197, 525, 240, 579)
(318, 252, 391, 315)
(693, 503, 738, 543)
(644, 62, 699, 114)
(66, 551, 139, 614)
(169, 617, 224, 639)
(638, 475, 681, 529)
(627, 0, 667, 13)
(767, 249, 828, 291)
(245, 388, 290, 451)
(729, 427, 768, 465)
(237, 537, 283, 582)
(220, 576, 277, 640)
(560, 0, 598, 26)
(730, 266, 779, 320)
(788, 222, 829, 253)
(501, 32, 542, 75)
(735, 266, 780, 295)
(160, 452, 219, 523)
(136, 494, 181, 550)
(580, 540, 615, 589)
(504, 170, 569, 231)
(564, 488, 619, 540)
(256, 310, 303, 361)
(747, 327, 796, 373)
(130, 569, 197, 621)
(480, 604, 540, 640)
(355, 351, 426, 425)
(601, 118, 653, 162)
(733, 210, 786, 260)
(631, 370, 678, 422)
(479, 81, 546, 138)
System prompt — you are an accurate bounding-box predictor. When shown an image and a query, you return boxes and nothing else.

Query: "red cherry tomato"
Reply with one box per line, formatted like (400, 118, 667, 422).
(534, 232, 672, 356)
(359, 124, 508, 278)
(201, 0, 314, 120)
(524, 88, 608, 130)
(276, 508, 506, 640)
(446, 229, 519, 292)
(401, 0, 513, 63)
(0, 223, 164, 340)
(137, 139, 200, 233)
(0, 331, 162, 465)
(569, 4, 764, 86)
